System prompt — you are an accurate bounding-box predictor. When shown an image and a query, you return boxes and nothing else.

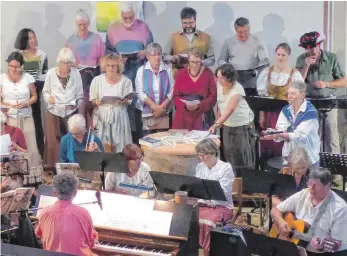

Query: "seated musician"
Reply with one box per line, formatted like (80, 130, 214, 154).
(261, 81, 320, 166)
(1, 109, 28, 191)
(35, 172, 98, 255)
(60, 113, 104, 163)
(105, 144, 153, 196)
(195, 138, 234, 256)
(271, 167, 347, 255)
(272, 147, 311, 208)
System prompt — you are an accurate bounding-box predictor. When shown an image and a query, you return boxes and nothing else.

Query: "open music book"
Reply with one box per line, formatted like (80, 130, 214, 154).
(1, 187, 35, 215)
(101, 92, 136, 104)
(36, 190, 173, 236)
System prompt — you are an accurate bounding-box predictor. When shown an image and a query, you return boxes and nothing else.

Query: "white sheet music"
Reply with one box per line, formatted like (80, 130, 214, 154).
(36, 190, 173, 236)
(0, 134, 11, 154)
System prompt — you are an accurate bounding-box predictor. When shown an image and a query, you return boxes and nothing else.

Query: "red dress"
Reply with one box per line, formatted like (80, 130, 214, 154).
(172, 67, 217, 130)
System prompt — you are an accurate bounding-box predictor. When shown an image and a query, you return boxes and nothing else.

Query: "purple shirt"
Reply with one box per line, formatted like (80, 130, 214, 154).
(66, 32, 104, 66)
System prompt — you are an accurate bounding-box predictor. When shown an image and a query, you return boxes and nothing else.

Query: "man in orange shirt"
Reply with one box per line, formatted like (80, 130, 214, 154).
(35, 172, 98, 255)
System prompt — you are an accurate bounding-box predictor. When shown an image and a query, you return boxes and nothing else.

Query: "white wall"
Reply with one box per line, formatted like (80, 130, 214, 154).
(1, 1, 325, 72)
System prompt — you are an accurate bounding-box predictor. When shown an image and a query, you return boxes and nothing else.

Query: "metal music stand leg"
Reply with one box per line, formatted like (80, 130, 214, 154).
(320, 111, 328, 152)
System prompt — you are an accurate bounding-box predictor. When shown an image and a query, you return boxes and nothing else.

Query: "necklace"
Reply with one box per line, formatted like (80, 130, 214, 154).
(188, 66, 202, 78)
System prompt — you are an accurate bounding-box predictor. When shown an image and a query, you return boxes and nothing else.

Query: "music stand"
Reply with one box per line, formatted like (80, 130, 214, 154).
(150, 171, 227, 201)
(238, 167, 297, 230)
(74, 151, 129, 190)
(242, 230, 299, 256)
(320, 152, 347, 190)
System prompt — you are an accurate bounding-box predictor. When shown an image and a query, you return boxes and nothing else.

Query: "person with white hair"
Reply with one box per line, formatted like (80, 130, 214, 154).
(60, 114, 103, 163)
(261, 81, 320, 166)
(66, 9, 104, 128)
(42, 48, 84, 166)
(105, 1, 153, 143)
(1, 52, 43, 186)
(296, 31, 347, 154)
(35, 172, 98, 255)
(135, 42, 175, 135)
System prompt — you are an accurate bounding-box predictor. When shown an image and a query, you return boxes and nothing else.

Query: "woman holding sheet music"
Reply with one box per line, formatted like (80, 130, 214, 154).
(66, 9, 104, 127)
(90, 53, 133, 153)
(42, 48, 84, 167)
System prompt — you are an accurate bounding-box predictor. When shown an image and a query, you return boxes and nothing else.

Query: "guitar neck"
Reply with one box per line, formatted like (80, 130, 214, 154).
(292, 231, 312, 242)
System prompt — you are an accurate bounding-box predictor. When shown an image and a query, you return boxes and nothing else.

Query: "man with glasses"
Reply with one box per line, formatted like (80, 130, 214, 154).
(135, 43, 174, 135)
(271, 167, 347, 255)
(218, 17, 270, 96)
(163, 7, 215, 78)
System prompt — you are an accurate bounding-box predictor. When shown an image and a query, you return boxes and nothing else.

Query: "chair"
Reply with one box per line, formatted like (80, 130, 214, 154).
(231, 177, 243, 223)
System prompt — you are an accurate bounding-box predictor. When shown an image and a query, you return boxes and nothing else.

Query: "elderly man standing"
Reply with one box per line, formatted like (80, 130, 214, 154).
(35, 172, 98, 255)
(105, 2, 153, 143)
(163, 7, 215, 78)
(218, 17, 270, 96)
(296, 31, 347, 154)
(135, 43, 174, 136)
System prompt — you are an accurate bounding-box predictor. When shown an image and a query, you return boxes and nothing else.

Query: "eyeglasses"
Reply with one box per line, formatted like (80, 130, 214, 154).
(189, 60, 201, 65)
(106, 64, 117, 68)
(182, 21, 195, 26)
(8, 65, 21, 69)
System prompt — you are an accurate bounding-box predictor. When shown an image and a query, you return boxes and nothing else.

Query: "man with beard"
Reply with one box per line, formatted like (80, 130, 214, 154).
(105, 2, 153, 143)
(163, 7, 215, 78)
(296, 31, 347, 154)
(218, 17, 270, 96)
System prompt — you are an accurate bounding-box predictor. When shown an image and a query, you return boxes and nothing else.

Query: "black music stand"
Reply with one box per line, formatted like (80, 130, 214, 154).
(245, 96, 288, 170)
(238, 167, 297, 230)
(74, 151, 129, 190)
(242, 230, 300, 256)
(150, 171, 227, 201)
(320, 152, 347, 191)
(1, 242, 76, 256)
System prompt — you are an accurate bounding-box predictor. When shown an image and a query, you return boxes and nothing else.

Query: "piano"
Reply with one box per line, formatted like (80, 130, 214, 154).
(33, 186, 197, 256)
(1, 243, 75, 256)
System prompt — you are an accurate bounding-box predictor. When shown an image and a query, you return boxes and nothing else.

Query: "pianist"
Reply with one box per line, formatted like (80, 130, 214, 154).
(195, 139, 234, 256)
(105, 143, 153, 196)
(261, 81, 320, 166)
(60, 113, 104, 163)
(35, 172, 98, 255)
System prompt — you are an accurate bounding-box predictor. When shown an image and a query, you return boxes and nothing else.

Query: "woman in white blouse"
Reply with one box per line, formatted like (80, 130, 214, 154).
(256, 43, 304, 159)
(105, 144, 153, 196)
(195, 138, 234, 255)
(42, 48, 83, 166)
(90, 53, 133, 152)
(0, 52, 42, 186)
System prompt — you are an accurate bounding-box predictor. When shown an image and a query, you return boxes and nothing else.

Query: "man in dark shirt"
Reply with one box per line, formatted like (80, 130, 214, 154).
(296, 31, 347, 153)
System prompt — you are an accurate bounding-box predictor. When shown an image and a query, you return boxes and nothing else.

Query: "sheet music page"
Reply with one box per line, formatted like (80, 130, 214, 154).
(37, 195, 58, 217)
(1, 190, 15, 215)
(180, 99, 201, 106)
(142, 210, 173, 235)
(0, 134, 11, 154)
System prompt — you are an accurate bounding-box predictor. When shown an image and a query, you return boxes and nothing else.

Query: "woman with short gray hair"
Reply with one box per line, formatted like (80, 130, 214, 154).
(60, 114, 104, 163)
(135, 42, 174, 135)
(194, 138, 234, 254)
(52, 172, 78, 200)
(35, 171, 98, 254)
(66, 9, 104, 128)
(42, 48, 84, 167)
(261, 81, 320, 166)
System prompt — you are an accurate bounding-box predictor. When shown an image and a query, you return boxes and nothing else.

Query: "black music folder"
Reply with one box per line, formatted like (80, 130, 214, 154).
(1, 243, 76, 256)
(150, 171, 227, 201)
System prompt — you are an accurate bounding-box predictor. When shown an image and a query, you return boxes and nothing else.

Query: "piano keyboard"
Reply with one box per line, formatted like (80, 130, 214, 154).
(94, 241, 172, 256)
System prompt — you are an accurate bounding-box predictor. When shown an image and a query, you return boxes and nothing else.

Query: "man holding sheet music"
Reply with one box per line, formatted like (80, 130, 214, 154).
(35, 172, 98, 256)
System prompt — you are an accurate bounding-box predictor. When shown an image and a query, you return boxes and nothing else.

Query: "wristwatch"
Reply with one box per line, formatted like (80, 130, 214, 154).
(214, 123, 220, 128)
(326, 82, 331, 88)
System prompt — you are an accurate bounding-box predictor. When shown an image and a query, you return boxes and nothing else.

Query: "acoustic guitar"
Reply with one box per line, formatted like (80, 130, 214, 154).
(269, 212, 342, 253)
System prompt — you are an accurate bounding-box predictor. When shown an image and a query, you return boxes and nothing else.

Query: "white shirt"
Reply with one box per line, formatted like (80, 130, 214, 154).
(275, 99, 320, 164)
(217, 82, 254, 127)
(195, 159, 234, 209)
(257, 68, 304, 96)
(105, 162, 153, 196)
(277, 189, 347, 252)
(0, 72, 35, 118)
(135, 62, 174, 112)
(42, 68, 83, 118)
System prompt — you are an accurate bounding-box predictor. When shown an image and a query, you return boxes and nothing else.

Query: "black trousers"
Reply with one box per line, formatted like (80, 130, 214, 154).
(32, 81, 45, 157)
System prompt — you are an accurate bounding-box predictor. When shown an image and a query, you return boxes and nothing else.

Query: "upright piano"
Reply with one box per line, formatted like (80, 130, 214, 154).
(33, 186, 197, 256)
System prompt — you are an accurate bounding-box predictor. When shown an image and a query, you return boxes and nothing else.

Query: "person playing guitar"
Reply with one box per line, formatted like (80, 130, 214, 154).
(271, 167, 347, 255)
